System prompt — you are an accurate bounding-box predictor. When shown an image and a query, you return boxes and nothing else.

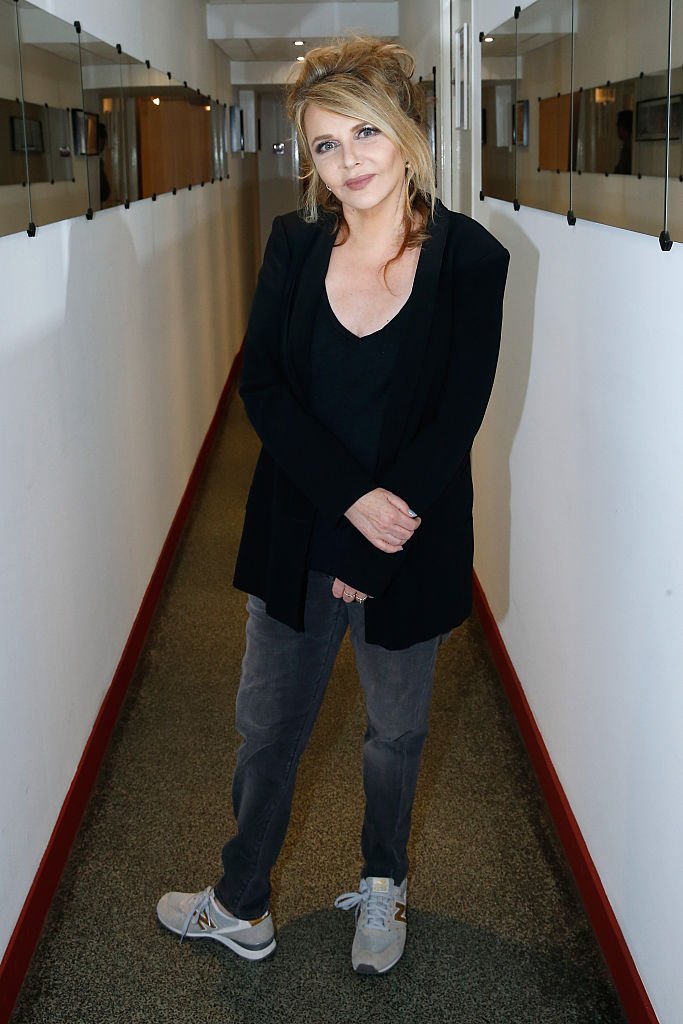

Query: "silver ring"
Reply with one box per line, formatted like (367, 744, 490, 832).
(343, 589, 354, 598)
(356, 595, 366, 604)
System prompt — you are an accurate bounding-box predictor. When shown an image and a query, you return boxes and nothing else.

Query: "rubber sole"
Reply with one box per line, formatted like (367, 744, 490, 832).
(157, 917, 277, 961)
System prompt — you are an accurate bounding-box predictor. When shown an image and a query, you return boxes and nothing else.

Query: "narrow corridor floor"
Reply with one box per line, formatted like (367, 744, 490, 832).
(11, 396, 627, 1024)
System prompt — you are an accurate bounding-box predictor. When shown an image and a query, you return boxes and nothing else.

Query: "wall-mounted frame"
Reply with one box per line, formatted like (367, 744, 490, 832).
(11, 115, 43, 154)
(636, 95, 682, 142)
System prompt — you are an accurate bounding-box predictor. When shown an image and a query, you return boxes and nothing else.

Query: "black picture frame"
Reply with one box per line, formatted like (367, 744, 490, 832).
(11, 115, 44, 154)
(636, 95, 682, 142)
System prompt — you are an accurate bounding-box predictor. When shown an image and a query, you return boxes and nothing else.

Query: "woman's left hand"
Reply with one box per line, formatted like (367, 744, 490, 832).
(332, 578, 369, 604)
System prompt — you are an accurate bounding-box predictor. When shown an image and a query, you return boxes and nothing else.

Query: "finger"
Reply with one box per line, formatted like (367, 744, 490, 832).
(379, 526, 417, 545)
(342, 587, 356, 603)
(383, 491, 419, 520)
(379, 508, 421, 533)
(369, 537, 404, 553)
(331, 577, 346, 599)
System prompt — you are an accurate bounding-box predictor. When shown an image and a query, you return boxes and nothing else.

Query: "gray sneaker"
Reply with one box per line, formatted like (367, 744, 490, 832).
(156, 886, 276, 961)
(335, 876, 407, 974)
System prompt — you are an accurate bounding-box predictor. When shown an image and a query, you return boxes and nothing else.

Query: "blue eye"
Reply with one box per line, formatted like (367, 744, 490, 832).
(358, 125, 379, 138)
(315, 140, 336, 154)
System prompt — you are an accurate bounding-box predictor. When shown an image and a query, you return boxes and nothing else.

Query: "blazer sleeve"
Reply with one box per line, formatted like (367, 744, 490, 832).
(239, 217, 377, 518)
(380, 246, 510, 513)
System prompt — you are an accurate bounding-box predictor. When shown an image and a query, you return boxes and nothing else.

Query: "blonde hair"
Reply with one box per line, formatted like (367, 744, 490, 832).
(286, 37, 436, 260)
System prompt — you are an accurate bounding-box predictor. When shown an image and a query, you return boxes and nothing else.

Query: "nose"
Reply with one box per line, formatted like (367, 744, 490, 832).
(340, 141, 360, 168)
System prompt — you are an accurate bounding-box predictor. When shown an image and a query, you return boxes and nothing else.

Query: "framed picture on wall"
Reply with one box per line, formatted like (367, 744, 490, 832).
(11, 115, 44, 154)
(636, 95, 682, 142)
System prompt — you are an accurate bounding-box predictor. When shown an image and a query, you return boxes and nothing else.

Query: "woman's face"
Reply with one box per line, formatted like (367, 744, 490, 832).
(304, 104, 406, 215)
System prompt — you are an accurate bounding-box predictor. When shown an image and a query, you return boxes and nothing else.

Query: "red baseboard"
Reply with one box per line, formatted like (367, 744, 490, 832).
(0, 351, 243, 1024)
(472, 573, 659, 1024)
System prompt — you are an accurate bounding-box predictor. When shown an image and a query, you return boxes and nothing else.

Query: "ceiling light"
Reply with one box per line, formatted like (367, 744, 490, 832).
(296, 55, 305, 62)
(484, 36, 494, 43)
(294, 40, 305, 46)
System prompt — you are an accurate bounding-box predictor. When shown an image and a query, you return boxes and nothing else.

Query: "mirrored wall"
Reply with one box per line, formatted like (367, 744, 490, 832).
(481, 0, 682, 246)
(0, 0, 230, 238)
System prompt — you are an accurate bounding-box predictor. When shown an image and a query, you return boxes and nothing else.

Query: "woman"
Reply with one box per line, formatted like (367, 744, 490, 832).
(157, 36, 509, 975)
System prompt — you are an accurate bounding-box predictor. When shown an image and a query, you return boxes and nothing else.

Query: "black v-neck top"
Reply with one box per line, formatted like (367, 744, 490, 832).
(307, 285, 417, 577)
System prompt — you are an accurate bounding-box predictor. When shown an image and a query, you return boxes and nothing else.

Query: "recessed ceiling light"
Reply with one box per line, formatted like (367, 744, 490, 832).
(296, 55, 305, 62)
(484, 36, 494, 43)
(294, 40, 305, 46)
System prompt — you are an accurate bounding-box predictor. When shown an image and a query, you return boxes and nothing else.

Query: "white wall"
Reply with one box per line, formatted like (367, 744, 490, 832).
(470, 3, 683, 1023)
(0, 0, 260, 962)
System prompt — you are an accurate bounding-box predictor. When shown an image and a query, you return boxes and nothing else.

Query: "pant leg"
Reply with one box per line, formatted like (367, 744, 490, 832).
(347, 604, 441, 885)
(216, 572, 347, 920)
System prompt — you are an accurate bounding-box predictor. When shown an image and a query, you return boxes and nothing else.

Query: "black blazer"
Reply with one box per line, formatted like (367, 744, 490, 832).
(234, 200, 509, 649)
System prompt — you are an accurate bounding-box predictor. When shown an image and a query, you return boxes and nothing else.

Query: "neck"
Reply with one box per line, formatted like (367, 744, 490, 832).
(341, 186, 406, 255)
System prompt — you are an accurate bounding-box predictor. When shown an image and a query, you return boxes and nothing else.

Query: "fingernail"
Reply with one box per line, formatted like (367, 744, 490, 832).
(407, 509, 418, 518)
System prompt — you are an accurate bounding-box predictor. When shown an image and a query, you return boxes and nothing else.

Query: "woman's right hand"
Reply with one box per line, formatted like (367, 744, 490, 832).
(345, 488, 421, 553)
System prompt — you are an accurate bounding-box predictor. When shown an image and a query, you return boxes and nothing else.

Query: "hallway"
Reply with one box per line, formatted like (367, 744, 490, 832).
(10, 394, 626, 1024)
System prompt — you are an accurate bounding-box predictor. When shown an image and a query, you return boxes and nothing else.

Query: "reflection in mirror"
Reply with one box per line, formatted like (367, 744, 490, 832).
(211, 98, 228, 181)
(0, 0, 31, 236)
(79, 31, 123, 212)
(119, 55, 146, 205)
(572, 0, 670, 237)
(517, 0, 573, 216)
(17, 0, 90, 228)
(117, 61, 217, 201)
(482, 0, 680, 243)
(480, 13, 517, 203)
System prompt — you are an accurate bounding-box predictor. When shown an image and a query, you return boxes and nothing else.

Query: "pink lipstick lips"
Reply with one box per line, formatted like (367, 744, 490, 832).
(345, 174, 375, 190)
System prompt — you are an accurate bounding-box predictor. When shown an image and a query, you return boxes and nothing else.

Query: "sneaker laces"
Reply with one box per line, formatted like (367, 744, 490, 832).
(180, 886, 213, 943)
(334, 879, 392, 931)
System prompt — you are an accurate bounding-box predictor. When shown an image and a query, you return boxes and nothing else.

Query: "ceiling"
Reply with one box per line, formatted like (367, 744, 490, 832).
(207, 1, 399, 82)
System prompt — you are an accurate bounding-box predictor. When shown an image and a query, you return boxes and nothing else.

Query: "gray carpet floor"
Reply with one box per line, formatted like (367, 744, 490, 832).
(11, 396, 627, 1024)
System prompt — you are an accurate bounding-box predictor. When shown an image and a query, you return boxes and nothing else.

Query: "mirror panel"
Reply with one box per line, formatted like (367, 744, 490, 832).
(517, 0, 573, 215)
(572, 0, 670, 237)
(17, 0, 89, 228)
(481, 13, 517, 203)
(0, 0, 30, 236)
(482, 0, 679, 245)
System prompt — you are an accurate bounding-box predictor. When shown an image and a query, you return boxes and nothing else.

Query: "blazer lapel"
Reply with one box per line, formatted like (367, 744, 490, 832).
(376, 201, 450, 471)
(283, 221, 336, 403)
